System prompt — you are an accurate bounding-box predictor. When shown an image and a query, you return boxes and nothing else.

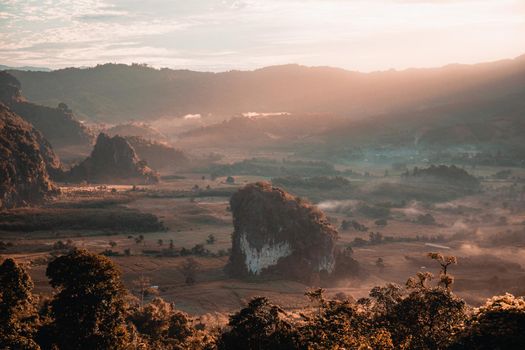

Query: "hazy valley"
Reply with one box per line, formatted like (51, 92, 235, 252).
(1, 55, 525, 349)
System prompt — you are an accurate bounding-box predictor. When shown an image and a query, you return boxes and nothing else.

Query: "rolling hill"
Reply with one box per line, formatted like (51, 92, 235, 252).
(8, 55, 525, 124)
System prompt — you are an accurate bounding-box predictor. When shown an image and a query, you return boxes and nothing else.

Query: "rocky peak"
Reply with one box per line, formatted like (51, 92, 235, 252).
(227, 181, 341, 282)
(67, 133, 159, 184)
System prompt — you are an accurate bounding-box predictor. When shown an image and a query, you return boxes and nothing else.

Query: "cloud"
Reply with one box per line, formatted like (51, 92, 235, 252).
(0, 0, 524, 71)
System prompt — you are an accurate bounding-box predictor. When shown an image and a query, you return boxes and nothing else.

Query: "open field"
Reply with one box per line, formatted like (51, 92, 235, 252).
(1, 162, 525, 325)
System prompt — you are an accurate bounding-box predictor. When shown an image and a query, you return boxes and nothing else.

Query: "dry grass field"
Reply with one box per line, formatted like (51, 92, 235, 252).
(1, 164, 525, 326)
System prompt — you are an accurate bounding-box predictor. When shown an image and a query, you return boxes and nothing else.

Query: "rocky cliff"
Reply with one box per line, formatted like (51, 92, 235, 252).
(0, 103, 58, 209)
(0, 71, 93, 149)
(227, 182, 346, 282)
(67, 133, 159, 184)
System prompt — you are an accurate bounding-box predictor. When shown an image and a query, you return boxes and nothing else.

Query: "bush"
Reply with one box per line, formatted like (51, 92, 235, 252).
(415, 213, 436, 225)
(358, 204, 390, 219)
(375, 219, 388, 226)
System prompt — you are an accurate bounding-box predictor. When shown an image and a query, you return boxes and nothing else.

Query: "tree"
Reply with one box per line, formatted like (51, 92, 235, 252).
(45, 249, 130, 350)
(299, 297, 394, 350)
(57, 102, 70, 112)
(388, 284, 466, 349)
(129, 297, 197, 349)
(179, 258, 200, 285)
(451, 293, 525, 349)
(218, 297, 297, 350)
(135, 234, 145, 246)
(206, 234, 216, 245)
(0, 258, 39, 349)
(133, 275, 151, 307)
(428, 252, 457, 289)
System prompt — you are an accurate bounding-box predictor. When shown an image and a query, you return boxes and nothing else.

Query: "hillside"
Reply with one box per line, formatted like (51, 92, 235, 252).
(8, 55, 525, 123)
(0, 72, 93, 151)
(0, 103, 58, 209)
(125, 136, 189, 172)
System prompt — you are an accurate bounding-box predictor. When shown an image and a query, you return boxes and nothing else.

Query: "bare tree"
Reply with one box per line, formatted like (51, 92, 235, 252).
(178, 258, 200, 285)
(133, 275, 151, 306)
(428, 252, 457, 289)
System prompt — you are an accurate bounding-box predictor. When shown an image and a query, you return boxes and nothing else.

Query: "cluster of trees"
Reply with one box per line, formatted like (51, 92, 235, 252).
(401, 165, 480, 190)
(1, 250, 524, 349)
(350, 232, 446, 247)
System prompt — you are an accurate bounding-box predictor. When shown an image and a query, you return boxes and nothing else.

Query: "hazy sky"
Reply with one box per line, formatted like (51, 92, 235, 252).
(1, 0, 524, 71)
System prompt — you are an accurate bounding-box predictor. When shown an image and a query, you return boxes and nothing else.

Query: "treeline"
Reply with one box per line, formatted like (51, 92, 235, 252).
(401, 165, 480, 190)
(1, 250, 524, 350)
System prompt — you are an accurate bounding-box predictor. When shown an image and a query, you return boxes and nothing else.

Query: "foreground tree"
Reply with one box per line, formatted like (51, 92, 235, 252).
(300, 300, 394, 350)
(451, 293, 525, 349)
(218, 297, 297, 350)
(129, 297, 205, 349)
(378, 255, 466, 350)
(388, 279, 466, 349)
(44, 249, 130, 350)
(0, 258, 39, 349)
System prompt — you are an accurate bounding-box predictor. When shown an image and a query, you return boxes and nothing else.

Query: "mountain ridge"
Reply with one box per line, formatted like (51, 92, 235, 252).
(9, 54, 525, 123)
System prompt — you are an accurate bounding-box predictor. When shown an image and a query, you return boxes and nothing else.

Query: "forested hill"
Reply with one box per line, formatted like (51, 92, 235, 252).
(8, 54, 525, 123)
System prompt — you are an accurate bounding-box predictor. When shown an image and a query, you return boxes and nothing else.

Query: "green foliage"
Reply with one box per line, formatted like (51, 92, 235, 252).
(358, 203, 391, 219)
(0, 250, 524, 350)
(218, 297, 297, 350)
(129, 297, 200, 349)
(45, 249, 130, 350)
(451, 293, 525, 349)
(388, 285, 466, 349)
(179, 258, 200, 285)
(299, 299, 394, 350)
(0, 258, 39, 349)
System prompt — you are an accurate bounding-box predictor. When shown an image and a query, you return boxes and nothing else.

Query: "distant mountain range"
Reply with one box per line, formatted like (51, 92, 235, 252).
(8, 55, 525, 124)
(4, 56, 525, 164)
(0, 65, 51, 72)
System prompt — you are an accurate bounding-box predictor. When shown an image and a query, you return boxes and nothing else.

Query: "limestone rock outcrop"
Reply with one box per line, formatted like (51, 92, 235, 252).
(67, 133, 159, 184)
(227, 182, 342, 282)
(0, 103, 58, 209)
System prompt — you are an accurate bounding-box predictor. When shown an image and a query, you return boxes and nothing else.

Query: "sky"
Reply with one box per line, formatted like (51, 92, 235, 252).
(0, 0, 524, 72)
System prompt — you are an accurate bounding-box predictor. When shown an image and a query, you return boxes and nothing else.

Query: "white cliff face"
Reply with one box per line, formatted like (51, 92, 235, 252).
(240, 233, 292, 275)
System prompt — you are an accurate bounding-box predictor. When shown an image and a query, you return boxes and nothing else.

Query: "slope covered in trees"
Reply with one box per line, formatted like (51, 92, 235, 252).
(0, 103, 59, 209)
(8, 55, 525, 124)
(0, 72, 92, 150)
